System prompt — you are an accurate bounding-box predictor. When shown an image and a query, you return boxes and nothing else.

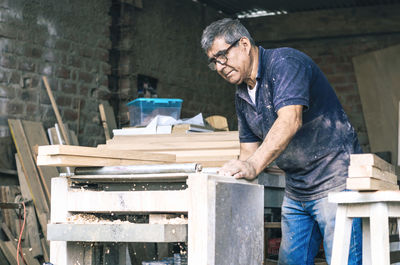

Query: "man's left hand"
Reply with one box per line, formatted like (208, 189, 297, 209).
(218, 159, 257, 180)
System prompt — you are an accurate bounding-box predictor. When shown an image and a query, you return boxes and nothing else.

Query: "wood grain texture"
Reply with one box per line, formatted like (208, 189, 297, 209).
(353, 45, 400, 174)
(348, 165, 397, 184)
(350, 153, 395, 174)
(346, 177, 399, 191)
(38, 145, 176, 162)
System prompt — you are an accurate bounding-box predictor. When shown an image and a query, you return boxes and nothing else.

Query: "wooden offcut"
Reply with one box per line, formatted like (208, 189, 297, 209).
(346, 177, 399, 191)
(350, 153, 395, 174)
(348, 165, 397, 184)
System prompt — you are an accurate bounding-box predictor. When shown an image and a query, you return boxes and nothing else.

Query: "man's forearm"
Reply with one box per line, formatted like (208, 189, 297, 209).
(247, 107, 302, 175)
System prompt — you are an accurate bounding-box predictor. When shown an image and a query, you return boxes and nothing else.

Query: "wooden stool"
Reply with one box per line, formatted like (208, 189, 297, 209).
(329, 191, 400, 265)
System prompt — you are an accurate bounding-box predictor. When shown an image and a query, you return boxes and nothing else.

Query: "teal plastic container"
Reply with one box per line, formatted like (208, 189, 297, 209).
(127, 98, 183, 127)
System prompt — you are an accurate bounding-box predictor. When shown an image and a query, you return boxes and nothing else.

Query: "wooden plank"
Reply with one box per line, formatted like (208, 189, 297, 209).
(98, 140, 240, 151)
(67, 190, 188, 213)
(159, 149, 239, 160)
(107, 131, 239, 144)
(15, 155, 43, 258)
(8, 119, 49, 238)
(36, 155, 163, 167)
(346, 177, 399, 191)
(353, 45, 400, 174)
(244, 4, 400, 43)
(22, 120, 60, 202)
(47, 223, 187, 242)
(348, 165, 397, 184)
(350, 154, 395, 174)
(42, 76, 71, 145)
(99, 102, 117, 140)
(38, 145, 176, 162)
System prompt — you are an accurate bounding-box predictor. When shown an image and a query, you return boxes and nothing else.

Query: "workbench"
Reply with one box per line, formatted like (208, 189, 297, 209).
(47, 167, 264, 265)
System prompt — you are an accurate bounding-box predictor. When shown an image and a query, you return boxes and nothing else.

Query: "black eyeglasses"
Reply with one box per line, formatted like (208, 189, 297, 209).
(208, 38, 241, 71)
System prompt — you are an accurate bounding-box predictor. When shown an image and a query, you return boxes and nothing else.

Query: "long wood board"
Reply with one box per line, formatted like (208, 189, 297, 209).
(22, 120, 59, 201)
(37, 155, 163, 167)
(38, 145, 176, 162)
(107, 131, 239, 144)
(353, 44, 400, 174)
(8, 119, 49, 238)
(98, 140, 240, 151)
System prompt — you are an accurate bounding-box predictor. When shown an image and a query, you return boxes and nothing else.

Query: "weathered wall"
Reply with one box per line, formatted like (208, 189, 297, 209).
(244, 5, 400, 152)
(115, 0, 237, 127)
(0, 0, 112, 147)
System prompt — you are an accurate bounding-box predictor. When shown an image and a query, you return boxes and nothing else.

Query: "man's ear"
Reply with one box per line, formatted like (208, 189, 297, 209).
(240, 37, 251, 54)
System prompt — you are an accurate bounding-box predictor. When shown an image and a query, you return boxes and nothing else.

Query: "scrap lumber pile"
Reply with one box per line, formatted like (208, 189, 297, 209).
(347, 153, 399, 191)
(0, 119, 54, 265)
(37, 131, 240, 168)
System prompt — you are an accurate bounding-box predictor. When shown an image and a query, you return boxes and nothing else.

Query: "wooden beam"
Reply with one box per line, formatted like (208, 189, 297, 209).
(38, 145, 176, 162)
(244, 5, 400, 43)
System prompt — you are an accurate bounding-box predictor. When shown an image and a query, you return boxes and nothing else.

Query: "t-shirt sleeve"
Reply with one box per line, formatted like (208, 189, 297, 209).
(270, 56, 311, 112)
(235, 96, 261, 143)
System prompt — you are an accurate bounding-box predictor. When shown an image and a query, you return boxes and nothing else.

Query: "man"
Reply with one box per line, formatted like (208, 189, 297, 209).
(201, 18, 362, 264)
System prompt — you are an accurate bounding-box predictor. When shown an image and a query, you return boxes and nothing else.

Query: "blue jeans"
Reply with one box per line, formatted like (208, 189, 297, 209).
(278, 196, 362, 265)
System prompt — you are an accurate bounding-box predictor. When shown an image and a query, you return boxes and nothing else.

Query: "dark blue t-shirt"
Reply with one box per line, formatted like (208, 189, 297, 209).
(236, 47, 362, 201)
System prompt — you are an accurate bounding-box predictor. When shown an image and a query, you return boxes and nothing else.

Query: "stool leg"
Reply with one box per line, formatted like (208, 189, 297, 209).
(331, 205, 352, 265)
(362, 218, 371, 265)
(370, 203, 390, 265)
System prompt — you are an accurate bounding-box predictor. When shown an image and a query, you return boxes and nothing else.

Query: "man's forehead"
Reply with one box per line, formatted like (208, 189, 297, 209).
(207, 37, 229, 57)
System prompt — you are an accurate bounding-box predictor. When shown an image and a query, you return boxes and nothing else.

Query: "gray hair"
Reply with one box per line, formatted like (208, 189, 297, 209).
(201, 18, 255, 53)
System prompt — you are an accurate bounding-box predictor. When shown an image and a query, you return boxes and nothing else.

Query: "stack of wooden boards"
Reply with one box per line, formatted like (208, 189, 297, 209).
(1, 119, 58, 265)
(347, 153, 399, 191)
(37, 131, 240, 168)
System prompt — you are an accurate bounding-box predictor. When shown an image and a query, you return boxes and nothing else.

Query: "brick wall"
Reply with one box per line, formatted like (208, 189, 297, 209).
(256, 34, 400, 152)
(114, 0, 238, 128)
(0, 0, 112, 147)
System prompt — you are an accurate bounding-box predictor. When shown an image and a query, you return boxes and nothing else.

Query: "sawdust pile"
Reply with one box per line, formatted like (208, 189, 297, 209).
(66, 213, 131, 224)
